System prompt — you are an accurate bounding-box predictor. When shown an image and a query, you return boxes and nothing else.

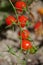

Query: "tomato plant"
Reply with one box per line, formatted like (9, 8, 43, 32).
(4, 0, 38, 55)
(5, 0, 38, 53)
(0, 0, 39, 64)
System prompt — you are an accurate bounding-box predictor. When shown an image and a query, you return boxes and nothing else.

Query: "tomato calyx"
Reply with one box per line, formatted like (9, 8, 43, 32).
(26, 20, 31, 27)
(29, 46, 38, 54)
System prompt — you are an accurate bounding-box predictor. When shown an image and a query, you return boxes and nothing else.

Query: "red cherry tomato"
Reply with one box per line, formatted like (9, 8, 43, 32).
(18, 15, 28, 27)
(34, 21, 42, 30)
(21, 40, 32, 50)
(6, 16, 17, 25)
(15, 1, 26, 12)
(18, 30, 30, 39)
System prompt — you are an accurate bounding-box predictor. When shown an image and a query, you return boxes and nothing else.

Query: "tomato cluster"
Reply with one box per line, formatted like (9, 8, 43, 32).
(6, 14, 33, 50)
(5, 0, 38, 52)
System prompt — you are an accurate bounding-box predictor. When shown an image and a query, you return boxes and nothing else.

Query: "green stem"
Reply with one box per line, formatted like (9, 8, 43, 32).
(18, 22, 22, 50)
(9, 0, 18, 19)
(7, 45, 26, 65)
(9, 0, 22, 49)
(7, 45, 20, 58)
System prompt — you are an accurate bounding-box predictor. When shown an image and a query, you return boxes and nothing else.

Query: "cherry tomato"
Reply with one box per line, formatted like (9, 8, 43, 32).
(6, 16, 17, 25)
(18, 15, 28, 27)
(18, 30, 30, 39)
(21, 40, 32, 50)
(34, 21, 42, 30)
(15, 1, 26, 12)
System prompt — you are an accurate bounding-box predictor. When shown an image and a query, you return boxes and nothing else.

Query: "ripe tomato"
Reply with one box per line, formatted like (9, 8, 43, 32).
(21, 40, 32, 50)
(18, 30, 30, 39)
(34, 21, 42, 30)
(18, 15, 28, 27)
(6, 16, 17, 25)
(15, 1, 26, 12)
